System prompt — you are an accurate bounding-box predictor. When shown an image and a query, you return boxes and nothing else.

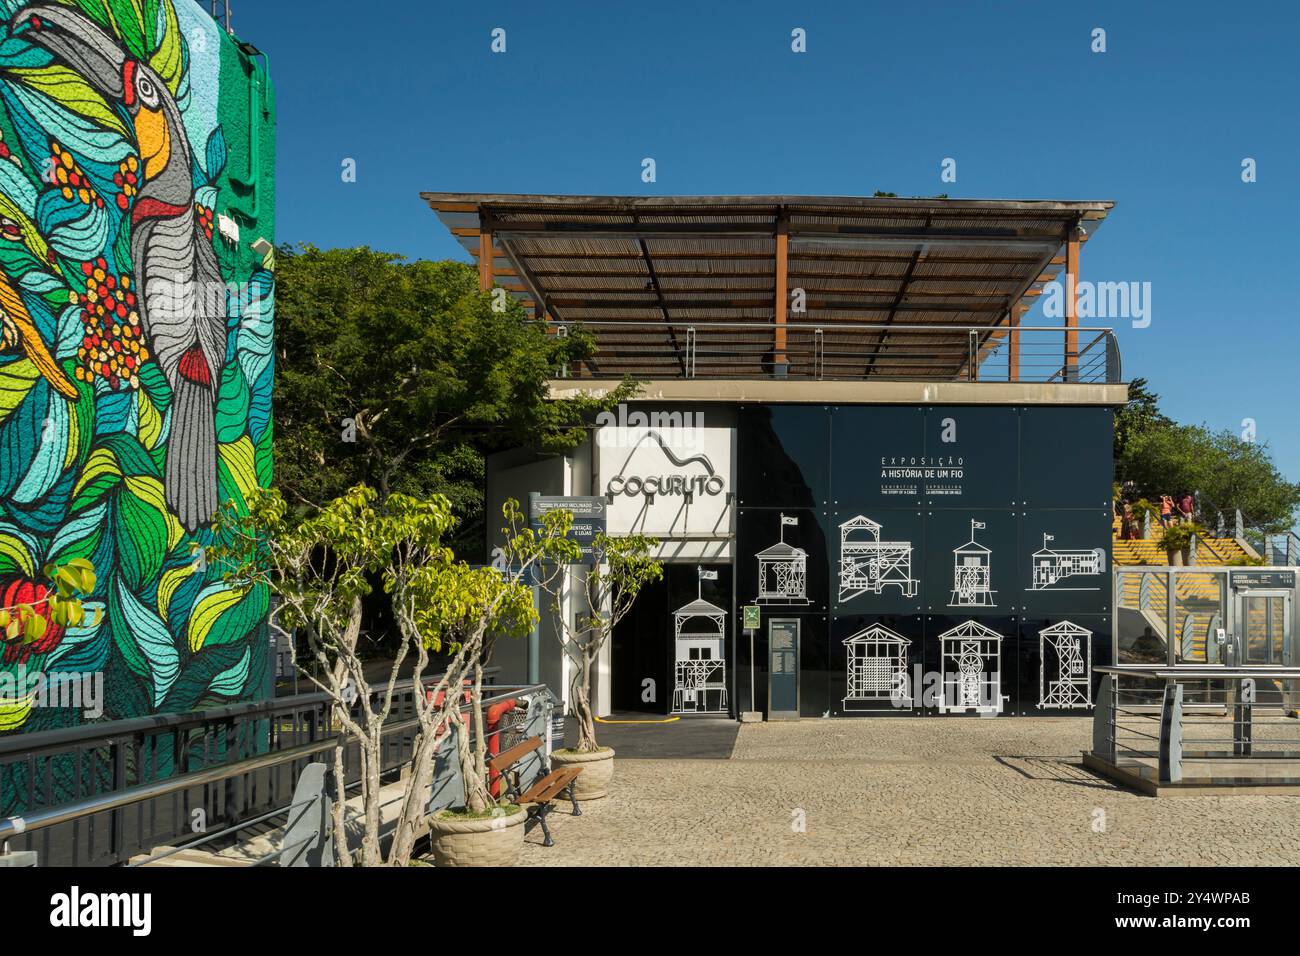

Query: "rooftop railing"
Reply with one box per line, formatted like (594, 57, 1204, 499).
(554, 321, 1121, 384)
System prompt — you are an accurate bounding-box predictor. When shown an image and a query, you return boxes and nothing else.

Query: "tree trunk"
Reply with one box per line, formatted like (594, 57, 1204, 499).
(574, 648, 599, 751)
(330, 742, 351, 867)
(471, 659, 488, 800)
(359, 730, 383, 866)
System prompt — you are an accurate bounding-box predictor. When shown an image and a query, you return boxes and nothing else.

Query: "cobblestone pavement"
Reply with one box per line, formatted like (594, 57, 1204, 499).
(520, 718, 1300, 866)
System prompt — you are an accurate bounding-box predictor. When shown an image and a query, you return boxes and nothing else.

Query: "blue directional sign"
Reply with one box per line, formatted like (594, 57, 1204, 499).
(528, 493, 607, 563)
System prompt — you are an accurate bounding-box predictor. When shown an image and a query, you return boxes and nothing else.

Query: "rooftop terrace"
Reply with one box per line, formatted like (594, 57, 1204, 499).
(423, 192, 1118, 385)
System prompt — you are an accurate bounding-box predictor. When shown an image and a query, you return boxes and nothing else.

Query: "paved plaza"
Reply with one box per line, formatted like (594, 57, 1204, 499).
(520, 718, 1300, 866)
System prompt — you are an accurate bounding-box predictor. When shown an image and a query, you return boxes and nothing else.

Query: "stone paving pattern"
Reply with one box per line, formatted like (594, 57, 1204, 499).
(520, 718, 1300, 866)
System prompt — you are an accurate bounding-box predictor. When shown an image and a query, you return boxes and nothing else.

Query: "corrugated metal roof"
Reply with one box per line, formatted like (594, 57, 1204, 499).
(421, 192, 1112, 381)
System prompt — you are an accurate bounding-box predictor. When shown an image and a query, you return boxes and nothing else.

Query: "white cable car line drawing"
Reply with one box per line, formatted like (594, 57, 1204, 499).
(756, 513, 810, 604)
(1030, 532, 1106, 590)
(838, 514, 917, 602)
(1038, 620, 1094, 710)
(843, 624, 913, 711)
(949, 519, 995, 607)
(937, 620, 1008, 715)
(671, 566, 728, 714)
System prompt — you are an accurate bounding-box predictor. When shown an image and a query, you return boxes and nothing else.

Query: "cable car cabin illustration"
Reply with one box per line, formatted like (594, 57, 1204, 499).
(1031, 534, 1105, 589)
(839, 515, 917, 602)
(843, 624, 912, 711)
(938, 620, 1007, 715)
(950, 520, 995, 607)
(672, 597, 728, 714)
(1038, 620, 1093, 710)
(756, 514, 809, 604)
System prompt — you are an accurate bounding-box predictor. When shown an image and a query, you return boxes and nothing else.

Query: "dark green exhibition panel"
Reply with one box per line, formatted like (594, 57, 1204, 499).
(735, 403, 1114, 717)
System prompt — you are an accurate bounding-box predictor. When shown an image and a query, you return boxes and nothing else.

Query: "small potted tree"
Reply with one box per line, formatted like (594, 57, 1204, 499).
(421, 500, 575, 865)
(544, 531, 662, 800)
(1158, 521, 1204, 566)
(211, 489, 572, 866)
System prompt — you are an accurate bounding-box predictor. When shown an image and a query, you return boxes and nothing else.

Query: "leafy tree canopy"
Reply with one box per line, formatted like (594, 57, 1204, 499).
(1115, 379, 1299, 532)
(273, 246, 636, 555)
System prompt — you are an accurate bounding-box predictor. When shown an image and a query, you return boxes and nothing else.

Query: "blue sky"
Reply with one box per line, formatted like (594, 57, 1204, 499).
(236, 0, 1300, 484)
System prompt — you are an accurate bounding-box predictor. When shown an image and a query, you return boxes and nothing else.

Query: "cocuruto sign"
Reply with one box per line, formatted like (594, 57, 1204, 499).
(597, 423, 734, 538)
(605, 432, 726, 499)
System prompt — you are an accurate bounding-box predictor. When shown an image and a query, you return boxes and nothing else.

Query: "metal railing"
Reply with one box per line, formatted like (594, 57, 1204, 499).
(0, 681, 549, 867)
(554, 321, 1121, 384)
(1090, 666, 1300, 786)
(0, 667, 498, 866)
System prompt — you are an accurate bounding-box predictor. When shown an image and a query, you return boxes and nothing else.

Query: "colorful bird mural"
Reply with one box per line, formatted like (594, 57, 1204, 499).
(0, 196, 78, 399)
(0, 0, 274, 760)
(16, 2, 226, 530)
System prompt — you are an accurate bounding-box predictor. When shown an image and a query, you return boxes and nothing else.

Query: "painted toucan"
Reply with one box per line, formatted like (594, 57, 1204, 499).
(15, 5, 227, 531)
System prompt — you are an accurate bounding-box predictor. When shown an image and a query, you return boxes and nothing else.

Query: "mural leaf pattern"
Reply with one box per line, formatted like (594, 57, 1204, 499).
(0, 0, 271, 737)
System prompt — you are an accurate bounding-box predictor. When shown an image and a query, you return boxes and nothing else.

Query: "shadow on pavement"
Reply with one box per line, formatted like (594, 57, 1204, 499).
(994, 754, 1118, 790)
(563, 714, 740, 759)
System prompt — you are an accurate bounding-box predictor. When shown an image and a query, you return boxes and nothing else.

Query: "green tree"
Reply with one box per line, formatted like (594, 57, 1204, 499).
(273, 245, 636, 556)
(209, 487, 576, 866)
(1119, 425, 1300, 532)
(1113, 376, 1171, 462)
(541, 532, 663, 753)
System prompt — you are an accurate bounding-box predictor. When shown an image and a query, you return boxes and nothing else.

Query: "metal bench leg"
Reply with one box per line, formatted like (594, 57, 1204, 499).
(536, 804, 555, 847)
(567, 784, 581, 817)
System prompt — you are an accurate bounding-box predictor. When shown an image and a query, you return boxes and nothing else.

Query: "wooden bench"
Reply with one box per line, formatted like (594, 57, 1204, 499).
(489, 737, 582, 847)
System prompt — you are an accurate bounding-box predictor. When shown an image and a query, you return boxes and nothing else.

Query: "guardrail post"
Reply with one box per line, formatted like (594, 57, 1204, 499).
(968, 329, 977, 381)
(1234, 678, 1254, 757)
(1158, 681, 1183, 784)
(516, 694, 551, 791)
(111, 739, 127, 863)
(427, 722, 465, 816)
(1092, 674, 1116, 762)
(281, 762, 334, 867)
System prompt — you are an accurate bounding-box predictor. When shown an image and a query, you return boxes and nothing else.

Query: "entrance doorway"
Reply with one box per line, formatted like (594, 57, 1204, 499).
(610, 562, 733, 716)
(1239, 590, 1292, 666)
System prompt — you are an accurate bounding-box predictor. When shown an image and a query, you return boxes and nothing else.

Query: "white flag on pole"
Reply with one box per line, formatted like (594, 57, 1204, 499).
(780, 514, 798, 526)
(698, 568, 719, 580)
(973, 521, 986, 530)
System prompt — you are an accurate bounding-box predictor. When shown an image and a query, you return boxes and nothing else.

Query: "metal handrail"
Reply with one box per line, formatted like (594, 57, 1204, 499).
(0, 682, 547, 847)
(1090, 666, 1300, 788)
(553, 319, 1117, 333)
(0, 666, 500, 760)
(1096, 665, 1300, 679)
(549, 319, 1122, 384)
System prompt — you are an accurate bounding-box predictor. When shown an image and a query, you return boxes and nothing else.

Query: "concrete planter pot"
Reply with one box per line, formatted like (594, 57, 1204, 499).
(427, 807, 526, 867)
(549, 747, 615, 800)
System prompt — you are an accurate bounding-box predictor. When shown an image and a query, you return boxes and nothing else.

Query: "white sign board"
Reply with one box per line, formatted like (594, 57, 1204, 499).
(596, 420, 734, 542)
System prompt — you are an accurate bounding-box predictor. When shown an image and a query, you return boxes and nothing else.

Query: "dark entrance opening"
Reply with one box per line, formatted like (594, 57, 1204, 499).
(611, 562, 734, 716)
(611, 574, 669, 714)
